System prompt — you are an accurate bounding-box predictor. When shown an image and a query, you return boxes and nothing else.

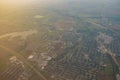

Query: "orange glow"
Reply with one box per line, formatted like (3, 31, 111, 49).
(0, 0, 35, 6)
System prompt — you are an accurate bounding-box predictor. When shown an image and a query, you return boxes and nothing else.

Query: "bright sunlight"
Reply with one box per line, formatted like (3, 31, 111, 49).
(0, 0, 35, 6)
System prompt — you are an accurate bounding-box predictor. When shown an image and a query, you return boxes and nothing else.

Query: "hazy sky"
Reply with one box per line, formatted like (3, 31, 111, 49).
(0, 0, 119, 6)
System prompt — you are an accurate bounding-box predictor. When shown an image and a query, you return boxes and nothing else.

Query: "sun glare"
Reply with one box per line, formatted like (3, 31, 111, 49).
(0, 0, 35, 6)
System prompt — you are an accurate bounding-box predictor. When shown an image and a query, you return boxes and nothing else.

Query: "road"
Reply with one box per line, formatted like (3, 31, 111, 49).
(0, 45, 47, 80)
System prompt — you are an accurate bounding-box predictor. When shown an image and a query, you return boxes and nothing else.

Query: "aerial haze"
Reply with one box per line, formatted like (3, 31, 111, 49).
(0, 0, 120, 80)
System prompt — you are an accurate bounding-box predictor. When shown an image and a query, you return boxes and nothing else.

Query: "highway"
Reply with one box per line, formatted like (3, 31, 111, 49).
(0, 45, 47, 80)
